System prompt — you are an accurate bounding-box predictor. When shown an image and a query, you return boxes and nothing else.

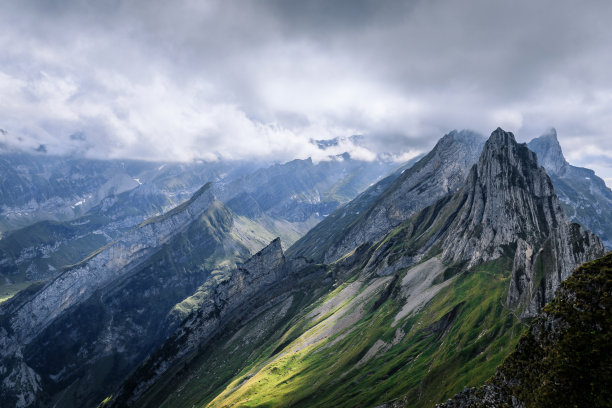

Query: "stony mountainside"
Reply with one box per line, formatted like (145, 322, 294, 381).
(436, 251, 612, 408)
(528, 128, 612, 249)
(110, 238, 317, 406)
(0, 184, 256, 407)
(0, 153, 399, 308)
(361, 128, 604, 316)
(110, 129, 604, 408)
(289, 130, 485, 263)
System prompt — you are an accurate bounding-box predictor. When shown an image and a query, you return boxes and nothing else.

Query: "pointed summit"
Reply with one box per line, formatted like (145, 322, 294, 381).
(528, 128, 569, 175)
(367, 127, 605, 315)
(239, 237, 285, 278)
(433, 128, 604, 315)
(442, 128, 564, 266)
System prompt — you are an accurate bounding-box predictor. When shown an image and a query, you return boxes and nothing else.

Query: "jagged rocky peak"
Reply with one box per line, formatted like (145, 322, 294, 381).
(436, 127, 604, 316)
(442, 127, 564, 265)
(238, 237, 285, 279)
(527, 127, 569, 175)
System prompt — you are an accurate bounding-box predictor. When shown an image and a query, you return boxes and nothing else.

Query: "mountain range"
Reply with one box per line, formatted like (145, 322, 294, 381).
(0, 152, 406, 303)
(0, 127, 609, 407)
(105, 128, 603, 408)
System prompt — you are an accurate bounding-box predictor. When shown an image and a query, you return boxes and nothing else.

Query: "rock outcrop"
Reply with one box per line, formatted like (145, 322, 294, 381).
(440, 128, 564, 266)
(440, 129, 604, 316)
(361, 128, 604, 315)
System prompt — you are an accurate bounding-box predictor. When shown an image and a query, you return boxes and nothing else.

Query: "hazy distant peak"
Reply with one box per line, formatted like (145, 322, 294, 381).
(441, 128, 485, 142)
(528, 128, 569, 175)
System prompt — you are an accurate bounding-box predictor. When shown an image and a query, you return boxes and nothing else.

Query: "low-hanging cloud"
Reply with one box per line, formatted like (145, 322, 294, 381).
(0, 0, 610, 179)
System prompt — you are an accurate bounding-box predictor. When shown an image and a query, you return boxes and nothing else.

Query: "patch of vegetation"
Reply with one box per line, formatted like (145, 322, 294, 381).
(484, 252, 612, 408)
(0, 281, 39, 303)
(136, 257, 525, 408)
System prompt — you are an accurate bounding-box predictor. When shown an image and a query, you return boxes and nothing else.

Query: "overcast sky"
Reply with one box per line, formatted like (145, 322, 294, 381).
(0, 0, 611, 183)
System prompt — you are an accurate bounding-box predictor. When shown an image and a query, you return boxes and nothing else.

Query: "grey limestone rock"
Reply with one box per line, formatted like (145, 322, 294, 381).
(0, 183, 216, 407)
(322, 130, 485, 263)
(426, 128, 604, 316)
(113, 238, 293, 405)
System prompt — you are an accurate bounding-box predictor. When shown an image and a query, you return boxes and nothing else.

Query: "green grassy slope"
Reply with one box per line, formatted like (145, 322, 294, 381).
(133, 250, 525, 408)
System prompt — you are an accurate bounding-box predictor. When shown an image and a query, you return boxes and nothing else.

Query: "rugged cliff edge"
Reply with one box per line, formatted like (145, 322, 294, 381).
(110, 238, 326, 406)
(439, 129, 604, 316)
(436, 252, 612, 408)
(361, 128, 604, 316)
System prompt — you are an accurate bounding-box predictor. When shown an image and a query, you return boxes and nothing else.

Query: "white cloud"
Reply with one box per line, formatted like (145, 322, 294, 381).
(0, 0, 610, 182)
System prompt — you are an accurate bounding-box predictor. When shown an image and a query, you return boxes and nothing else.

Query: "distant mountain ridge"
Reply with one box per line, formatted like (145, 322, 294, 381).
(0, 151, 406, 407)
(528, 128, 612, 249)
(0, 153, 400, 304)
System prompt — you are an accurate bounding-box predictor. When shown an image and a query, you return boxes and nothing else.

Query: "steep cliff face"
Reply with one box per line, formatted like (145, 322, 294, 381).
(508, 221, 604, 317)
(0, 183, 256, 407)
(437, 252, 612, 408)
(440, 129, 563, 265)
(357, 128, 604, 315)
(425, 128, 603, 316)
(289, 130, 485, 263)
(111, 238, 325, 407)
(528, 129, 612, 249)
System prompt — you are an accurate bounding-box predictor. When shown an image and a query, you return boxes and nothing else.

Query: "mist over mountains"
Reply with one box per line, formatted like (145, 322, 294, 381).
(0, 127, 609, 407)
(1, 2, 611, 406)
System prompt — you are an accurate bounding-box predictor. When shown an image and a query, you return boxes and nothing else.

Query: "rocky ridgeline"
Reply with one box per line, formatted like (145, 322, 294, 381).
(441, 129, 563, 265)
(309, 130, 485, 264)
(0, 183, 216, 407)
(9, 183, 215, 342)
(361, 128, 604, 316)
(112, 238, 311, 406)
